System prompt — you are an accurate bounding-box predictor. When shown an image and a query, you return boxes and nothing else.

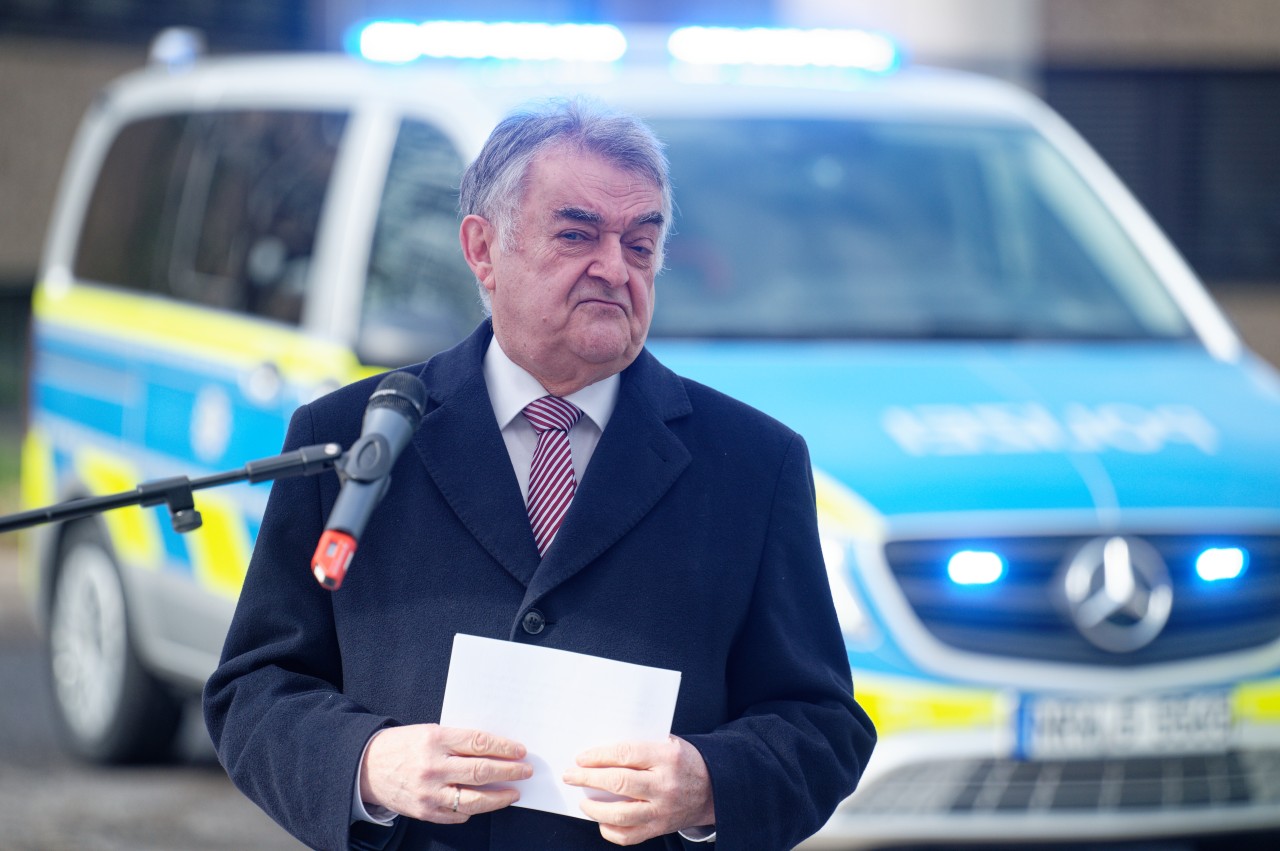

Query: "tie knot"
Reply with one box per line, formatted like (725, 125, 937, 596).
(522, 396, 582, 434)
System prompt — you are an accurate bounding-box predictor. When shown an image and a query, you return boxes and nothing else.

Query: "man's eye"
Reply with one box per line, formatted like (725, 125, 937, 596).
(630, 244, 653, 257)
(560, 231, 588, 242)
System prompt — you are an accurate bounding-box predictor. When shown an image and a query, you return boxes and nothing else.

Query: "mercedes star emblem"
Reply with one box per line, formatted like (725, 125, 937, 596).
(1061, 536, 1173, 652)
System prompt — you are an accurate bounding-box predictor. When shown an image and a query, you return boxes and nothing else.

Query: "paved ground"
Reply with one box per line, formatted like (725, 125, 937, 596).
(0, 541, 304, 851)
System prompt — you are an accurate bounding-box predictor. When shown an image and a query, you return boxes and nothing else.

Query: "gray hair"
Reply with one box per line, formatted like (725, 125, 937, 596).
(459, 97, 672, 308)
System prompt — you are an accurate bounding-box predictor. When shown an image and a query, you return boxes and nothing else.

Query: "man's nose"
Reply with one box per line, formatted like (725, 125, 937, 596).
(589, 237, 630, 288)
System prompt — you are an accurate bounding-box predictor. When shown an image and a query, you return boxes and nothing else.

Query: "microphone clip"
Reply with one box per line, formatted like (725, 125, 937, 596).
(336, 432, 396, 485)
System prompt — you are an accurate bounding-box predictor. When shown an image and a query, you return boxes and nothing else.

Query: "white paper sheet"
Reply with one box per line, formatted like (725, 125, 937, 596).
(438, 633, 682, 820)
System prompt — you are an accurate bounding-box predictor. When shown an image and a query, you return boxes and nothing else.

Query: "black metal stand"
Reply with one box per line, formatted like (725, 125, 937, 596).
(0, 442, 343, 535)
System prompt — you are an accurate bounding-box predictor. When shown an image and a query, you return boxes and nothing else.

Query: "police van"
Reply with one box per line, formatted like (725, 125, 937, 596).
(21, 21, 1280, 847)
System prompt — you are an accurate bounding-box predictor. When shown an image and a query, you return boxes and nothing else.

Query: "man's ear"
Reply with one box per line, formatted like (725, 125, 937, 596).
(460, 214, 497, 296)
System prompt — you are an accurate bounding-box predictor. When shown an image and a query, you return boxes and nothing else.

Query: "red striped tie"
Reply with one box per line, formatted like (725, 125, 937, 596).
(522, 396, 583, 557)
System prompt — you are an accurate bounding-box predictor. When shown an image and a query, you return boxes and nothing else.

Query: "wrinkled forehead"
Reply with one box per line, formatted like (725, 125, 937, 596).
(527, 142, 670, 222)
(526, 145, 666, 229)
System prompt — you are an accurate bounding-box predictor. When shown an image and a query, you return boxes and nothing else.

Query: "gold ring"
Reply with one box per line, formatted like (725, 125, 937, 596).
(452, 786, 461, 813)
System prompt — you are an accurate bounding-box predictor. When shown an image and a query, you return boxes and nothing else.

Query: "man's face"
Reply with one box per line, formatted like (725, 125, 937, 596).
(462, 144, 664, 395)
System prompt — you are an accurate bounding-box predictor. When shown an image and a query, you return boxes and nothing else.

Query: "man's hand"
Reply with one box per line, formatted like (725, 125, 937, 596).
(360, 724, 532, 824)
(562, 736, 715, 846)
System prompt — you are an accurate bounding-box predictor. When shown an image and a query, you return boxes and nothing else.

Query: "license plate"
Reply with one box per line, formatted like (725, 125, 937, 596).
(1018, 692, 1234, 759)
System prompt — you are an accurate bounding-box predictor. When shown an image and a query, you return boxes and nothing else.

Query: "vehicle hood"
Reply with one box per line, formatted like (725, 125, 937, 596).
(646, 340, 1280, 523)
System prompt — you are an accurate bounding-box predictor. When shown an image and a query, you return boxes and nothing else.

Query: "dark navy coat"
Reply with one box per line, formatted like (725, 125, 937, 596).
(204, 321, 875, 850)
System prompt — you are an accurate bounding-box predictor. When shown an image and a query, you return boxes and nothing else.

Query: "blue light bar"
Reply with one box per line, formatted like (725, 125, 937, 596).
(357, 21, 421, 63)
(947, 550, 1005, 586)
(667, 25, 900, 73)
(1196, 547, 1248, 582)
(352, 20, 627, 64)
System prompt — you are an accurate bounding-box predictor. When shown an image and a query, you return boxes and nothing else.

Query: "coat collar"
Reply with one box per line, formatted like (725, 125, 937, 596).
(411, 321, 693, 596)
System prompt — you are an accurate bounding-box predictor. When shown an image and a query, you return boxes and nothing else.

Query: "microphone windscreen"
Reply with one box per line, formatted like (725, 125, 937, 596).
(367, 372, 427, 428)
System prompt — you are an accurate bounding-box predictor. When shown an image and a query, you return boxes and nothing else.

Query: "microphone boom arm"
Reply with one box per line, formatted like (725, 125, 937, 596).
(0, 442, 344, 536)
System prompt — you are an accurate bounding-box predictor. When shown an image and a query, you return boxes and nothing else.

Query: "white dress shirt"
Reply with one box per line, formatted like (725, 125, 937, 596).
(481, 336, 619, 506)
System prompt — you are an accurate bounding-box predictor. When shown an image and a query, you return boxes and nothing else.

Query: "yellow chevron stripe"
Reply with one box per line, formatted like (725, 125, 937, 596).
(1235, 679, 1280, 724)
(186, 492, 254, 599)
(76, 448, 164, 571)
(34, 282, 375, 387)
(855, 674, 1005, 736)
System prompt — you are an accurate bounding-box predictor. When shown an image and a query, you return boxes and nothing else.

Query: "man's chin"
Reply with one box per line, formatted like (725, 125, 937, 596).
(571, 332, 642, 372)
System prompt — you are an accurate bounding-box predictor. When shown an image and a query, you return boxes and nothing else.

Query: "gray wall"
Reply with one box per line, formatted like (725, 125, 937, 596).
(1042, 0, 1280, 65)
(0, 37, 144, 285)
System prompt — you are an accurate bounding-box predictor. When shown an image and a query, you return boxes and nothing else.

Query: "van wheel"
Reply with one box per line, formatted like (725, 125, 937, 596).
(46, 523, 183, 763)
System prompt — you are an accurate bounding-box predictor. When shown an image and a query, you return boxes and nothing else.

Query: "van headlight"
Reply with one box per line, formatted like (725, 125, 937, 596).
(813, 469, 884, 645)
(820, 530, 875, 644)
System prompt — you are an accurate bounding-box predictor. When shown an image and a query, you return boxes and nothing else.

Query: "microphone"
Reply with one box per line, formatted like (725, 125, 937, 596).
(312, 372, 427, 589)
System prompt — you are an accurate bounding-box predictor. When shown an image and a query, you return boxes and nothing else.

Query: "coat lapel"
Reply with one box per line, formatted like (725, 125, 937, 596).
(522, 350, 692, 607)
(409, 326, 694, 598)
(411, 322, 542, 587)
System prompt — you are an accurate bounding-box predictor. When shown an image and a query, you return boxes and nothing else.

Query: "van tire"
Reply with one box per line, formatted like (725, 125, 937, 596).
(45, 522, 183, 764)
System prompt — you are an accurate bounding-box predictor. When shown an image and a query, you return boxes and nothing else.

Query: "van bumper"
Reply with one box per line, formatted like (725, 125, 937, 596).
(802, 748, 1280, 848)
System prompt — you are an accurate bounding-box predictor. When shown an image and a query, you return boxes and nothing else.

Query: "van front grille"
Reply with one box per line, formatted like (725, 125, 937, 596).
(847, 751, 1280, 815)
(883, 534, 1280, 665)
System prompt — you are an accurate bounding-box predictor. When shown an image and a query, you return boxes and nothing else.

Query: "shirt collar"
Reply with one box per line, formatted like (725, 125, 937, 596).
(483, 336, 620, 432)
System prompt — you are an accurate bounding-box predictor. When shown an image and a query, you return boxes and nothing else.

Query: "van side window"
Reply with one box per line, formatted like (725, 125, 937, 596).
(74, 110, 346, 326)
(172, 111, 347, 325)
(74, 115, 192, 293)
(359, 119, 483, 367)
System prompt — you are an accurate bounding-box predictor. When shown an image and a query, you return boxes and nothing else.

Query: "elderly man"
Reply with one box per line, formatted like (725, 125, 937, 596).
(204, 98, 875, 851)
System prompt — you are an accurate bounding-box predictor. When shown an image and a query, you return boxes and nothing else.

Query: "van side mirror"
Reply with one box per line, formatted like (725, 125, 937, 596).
(355, 313, 470, 368)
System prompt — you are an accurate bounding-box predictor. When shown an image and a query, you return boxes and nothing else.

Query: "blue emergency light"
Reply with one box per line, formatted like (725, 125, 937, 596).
(947, 550, 1005, 586)
(351, 20, 627, 64)
(1195, 546, 1248, 582)
(667, 25, 900, 72)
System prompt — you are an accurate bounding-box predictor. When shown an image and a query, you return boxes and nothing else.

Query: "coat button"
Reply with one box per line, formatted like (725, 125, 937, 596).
(521, 609, 546, 635)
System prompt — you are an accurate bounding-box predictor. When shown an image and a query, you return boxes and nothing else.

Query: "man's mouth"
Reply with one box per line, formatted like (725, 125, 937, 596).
(578, 298, 627, 313)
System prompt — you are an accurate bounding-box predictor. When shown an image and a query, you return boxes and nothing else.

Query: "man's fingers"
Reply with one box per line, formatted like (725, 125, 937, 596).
(453, 785, 522, 817)
(597, 824, 654, 847)
(449, 753, 534, 786)
(563, 766, 641, 799)
(574, 740, 661, 769)
(423, 785, 522, 826)
(579, 799, 666, 846)
(579, 796, 655, 826)
(361, 724, 533, 824)
(564, 736, 715, 843)
(437, 726, 527, 759)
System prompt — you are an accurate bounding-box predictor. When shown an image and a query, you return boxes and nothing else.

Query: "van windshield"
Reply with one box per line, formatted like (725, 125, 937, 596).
(648, 118, 1193, 341)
